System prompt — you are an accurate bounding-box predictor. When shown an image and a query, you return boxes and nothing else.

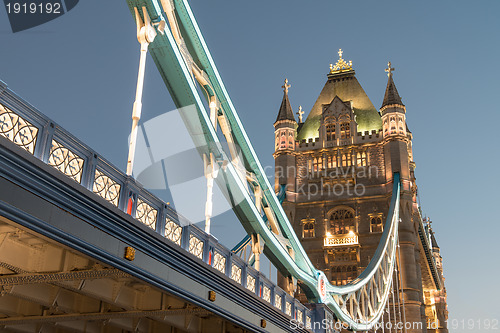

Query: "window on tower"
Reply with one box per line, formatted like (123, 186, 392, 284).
(370, 216, 383, 233)
(326, 123, 336, 141)
(329, 208, 355, 235)
(331, 265, 358, 286)
(327, 153, 338, 168)
(356, 152, 367, 166)
(302, 221, 315, 238)
(313, 156, 322, 172)
(340, 122, 350, 139)
(341, 152, 352, 167)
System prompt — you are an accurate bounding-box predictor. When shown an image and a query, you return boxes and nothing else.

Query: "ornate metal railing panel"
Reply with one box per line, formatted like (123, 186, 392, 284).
(135, 197, 158, 229)
(48, 139, 85, 183)
(0, 103, 38, 154)
(93, 168, 121, 206)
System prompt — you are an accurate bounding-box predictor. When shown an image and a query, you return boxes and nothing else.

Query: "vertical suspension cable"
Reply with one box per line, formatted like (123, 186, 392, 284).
(397, 232, 407, 332)
(394, 250, 402, 332)
(392, 284, 397, 333)
(387, 297, 392, 333)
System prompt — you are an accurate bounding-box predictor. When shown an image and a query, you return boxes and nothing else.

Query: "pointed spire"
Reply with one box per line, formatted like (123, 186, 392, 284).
(275, 78, 296, 123)
(381, 61, 404, 108)
(297, 106, 304, 123)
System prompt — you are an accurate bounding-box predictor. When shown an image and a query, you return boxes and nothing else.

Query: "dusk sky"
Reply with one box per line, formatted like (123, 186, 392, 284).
(1, 1, 499, 331)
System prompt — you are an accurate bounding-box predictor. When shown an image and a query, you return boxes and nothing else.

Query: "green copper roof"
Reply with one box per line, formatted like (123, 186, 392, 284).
(297, 72, 382, 141)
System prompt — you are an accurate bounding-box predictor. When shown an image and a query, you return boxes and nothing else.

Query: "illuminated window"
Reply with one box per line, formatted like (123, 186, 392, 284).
(313, 156, 322, 172)
(356, 152, 367, 166)
(303, 221, 315, 238)
(390, 117, 396, 131)
(340, 122, 350, 139)
(326, 123, 336, 141)
(370, 216, 383, 233)
(280, 131, 286, 148)
(329, 208, 355, 235)
(331, 265, 358, 286)
(341, 153, 351, 167)
(327, 153, 337, 168)
(288, 132, 294, 148)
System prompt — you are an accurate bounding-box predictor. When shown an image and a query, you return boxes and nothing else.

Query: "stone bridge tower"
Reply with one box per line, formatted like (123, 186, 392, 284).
(273, 50, 448, 332)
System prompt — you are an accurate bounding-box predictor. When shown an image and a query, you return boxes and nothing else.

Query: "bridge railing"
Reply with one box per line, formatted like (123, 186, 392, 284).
(0, 81, 315, 328)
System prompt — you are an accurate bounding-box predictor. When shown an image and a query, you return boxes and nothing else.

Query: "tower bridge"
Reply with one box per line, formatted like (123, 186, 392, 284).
(0, 0, 448, 332)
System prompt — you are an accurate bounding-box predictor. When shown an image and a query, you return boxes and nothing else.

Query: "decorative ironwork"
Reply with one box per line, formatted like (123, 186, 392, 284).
(246, 275, 255, 293)
(48, 140, 84, 183)
(189, 235, 204, 259)
(285, 302, 292, 317)
(135, 198, 157, 229)
(324, 234, 359, 247)
(0, 104, 38, 154)
(306, 316, 311, 328)
(93, 169, 121, 206)
(213, 251, 226, 273)
(329, 49, 353, 73)
(274, 294, 282, 309)
(262, 286, 271, 303)
(297, 309, 303, 323)
(231, 264, 241, 284)
(165, 218, 182, 246)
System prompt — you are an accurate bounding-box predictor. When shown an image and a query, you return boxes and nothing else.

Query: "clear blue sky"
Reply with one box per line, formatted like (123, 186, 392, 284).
(1, 1, 499, 330)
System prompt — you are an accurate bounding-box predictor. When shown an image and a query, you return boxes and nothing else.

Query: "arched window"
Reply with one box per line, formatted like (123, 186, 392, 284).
(280, 131, 286, 148)
(390, 117, 396, 131)
(326, 123, 336, 141)
(327, 153, 337, 168)
(313, 156, 322, 172)
(303, 221, 315, 238)
(356, 152, 367, 166)
(341, 153, 352, 167)
(340, 122, 350, 139)
(329, 208, 355, 235)
(370, 216, 383, 233)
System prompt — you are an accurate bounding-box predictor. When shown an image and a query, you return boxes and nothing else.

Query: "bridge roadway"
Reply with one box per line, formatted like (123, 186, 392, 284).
(0, 81, 332, 332)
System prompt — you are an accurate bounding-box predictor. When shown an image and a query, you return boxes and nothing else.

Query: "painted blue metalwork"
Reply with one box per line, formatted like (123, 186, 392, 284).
(123, 0, 404, 329)
(231, 185, 286, 254)
(0, 82, 318, 331)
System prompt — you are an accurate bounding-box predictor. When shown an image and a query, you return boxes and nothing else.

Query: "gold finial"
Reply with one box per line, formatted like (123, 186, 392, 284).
(330, 49, 353, 74)
(297, 106, 304, 123)
(385, 61, 395, 77)
(282, 78, 291, 94)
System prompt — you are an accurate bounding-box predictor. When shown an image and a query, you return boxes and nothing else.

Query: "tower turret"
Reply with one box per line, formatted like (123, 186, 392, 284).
(273, 78, 297, 193)
(380, 62, 411, 181)
(381, 62, 407, 138)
